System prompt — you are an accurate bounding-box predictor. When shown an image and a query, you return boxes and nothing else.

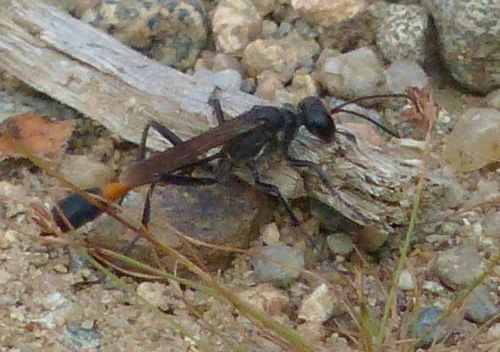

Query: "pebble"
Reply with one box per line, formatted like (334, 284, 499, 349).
(0, 235, 10, 250)
(25, 252, 49, 268)
(412, 306, 447, 348)
(291, 0, 367, 28)
(373, 3, 429, 64)
(385, 60, 428, 94)
(326, 232, 354, 256)
(298, 283, 335, 322)
(486, 89, 500, 109)
(252, 244, 305, 283)
(136, 282, 171, 311)
(443, 108, 500, 172)
(212, 53, 243, 73)
(487, 323, 500, 340)
(258, 20, 277, 38)
(64, 325, 102, 350)
(435, 244, 483, 290)
(53, 264, 68, 274)
(4, 230, 18, 244)
(290, 72, 319, 98)
(35, 294, 72, 329)
(422, 280, 445, 294)
(242, 32, 320, 82)
(81, 320, 94, 329)
(212, 0, 262, 54)
(252, 0, 277, 16)
(318, 47, 385, 99)
(238, 283, 289, 316)
(464, 285, 499, 324)
(398, 270, 415, 291)
(255, 73, 285, 100)
(355, 226, 389, 252)
(81, 0, 208, 70)
(425, 234, 449, 247)
(439, 222, 461, 237)
(0, 269, 12, 285)
(277, 22, 293, 36)
(260, 222, 280, 245)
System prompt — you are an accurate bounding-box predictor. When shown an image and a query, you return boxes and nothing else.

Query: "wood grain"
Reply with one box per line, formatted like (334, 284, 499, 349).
(0, 0, 450, 229)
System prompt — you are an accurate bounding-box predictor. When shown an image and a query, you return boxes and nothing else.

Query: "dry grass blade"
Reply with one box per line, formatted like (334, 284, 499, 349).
(375, 87, 438, 347)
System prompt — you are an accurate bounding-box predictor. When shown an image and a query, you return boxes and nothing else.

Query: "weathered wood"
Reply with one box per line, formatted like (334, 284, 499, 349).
(291, 130, 448, 227)
(0, 0, 449, 228)
(0, 0, 262, 149)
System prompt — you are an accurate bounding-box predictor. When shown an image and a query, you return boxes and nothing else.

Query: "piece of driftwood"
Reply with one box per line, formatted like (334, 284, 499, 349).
(0, 0, 266, 148)
(0, 0, 450, 229)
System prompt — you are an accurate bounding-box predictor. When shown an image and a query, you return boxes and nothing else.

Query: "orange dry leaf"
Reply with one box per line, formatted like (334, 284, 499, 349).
(0, 112, 75, 163)
(402, 87, 439, 130)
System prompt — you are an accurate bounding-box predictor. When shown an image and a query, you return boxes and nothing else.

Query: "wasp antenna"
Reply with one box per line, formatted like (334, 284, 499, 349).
(336, 108, 401, 138)
(331, 93, 416, 113)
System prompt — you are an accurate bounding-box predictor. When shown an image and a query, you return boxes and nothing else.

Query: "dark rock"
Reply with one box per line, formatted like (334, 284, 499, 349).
(64, 326, 102, 350)
(412, 306, 447, 348)
(465, 285, 500, 324)
(435, 244, 483, 290)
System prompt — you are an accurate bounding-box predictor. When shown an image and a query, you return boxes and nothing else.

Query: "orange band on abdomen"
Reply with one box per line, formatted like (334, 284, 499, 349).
(101, 182, 132, 201)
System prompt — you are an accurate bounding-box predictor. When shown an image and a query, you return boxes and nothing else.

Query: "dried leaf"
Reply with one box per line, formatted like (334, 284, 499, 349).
(0, 112, 75, 163)
(403, 87, 439, 130)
